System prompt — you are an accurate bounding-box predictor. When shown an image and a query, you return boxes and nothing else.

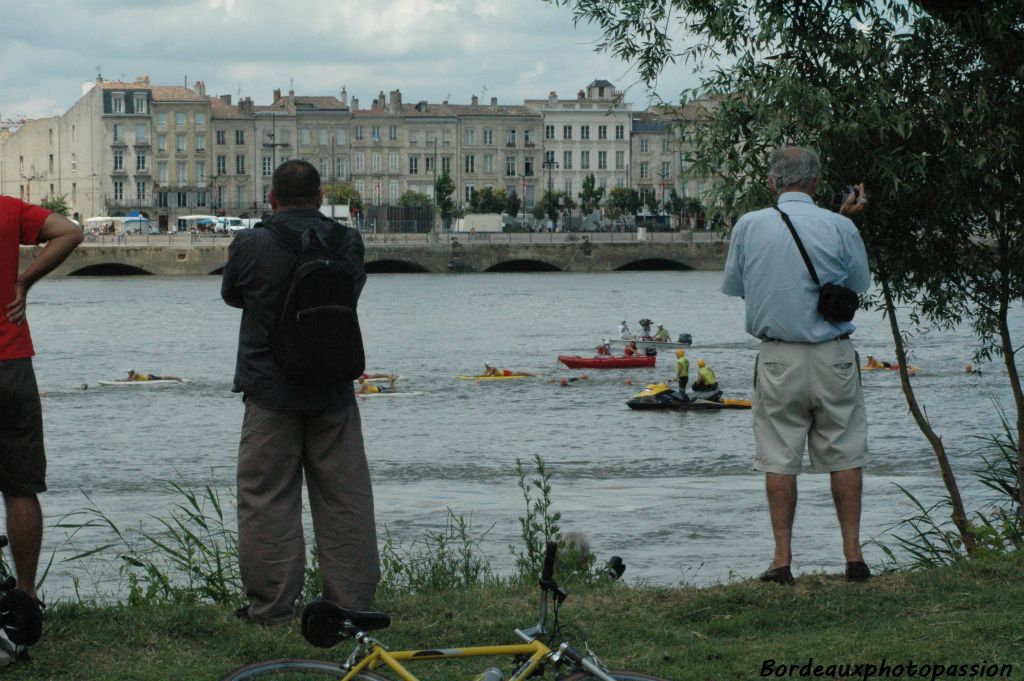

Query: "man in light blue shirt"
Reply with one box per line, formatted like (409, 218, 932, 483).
(721, 147, 872, 585)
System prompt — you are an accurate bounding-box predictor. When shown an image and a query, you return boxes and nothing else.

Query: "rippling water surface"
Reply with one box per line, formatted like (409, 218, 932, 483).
(24, 271, 1022, 599)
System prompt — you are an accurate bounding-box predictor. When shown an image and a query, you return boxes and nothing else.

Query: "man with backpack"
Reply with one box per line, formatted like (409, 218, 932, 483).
(222, 160, 379, 625)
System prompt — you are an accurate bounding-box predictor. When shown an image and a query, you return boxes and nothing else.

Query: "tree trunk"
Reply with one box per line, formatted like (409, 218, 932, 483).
(879, 277, 978, 555)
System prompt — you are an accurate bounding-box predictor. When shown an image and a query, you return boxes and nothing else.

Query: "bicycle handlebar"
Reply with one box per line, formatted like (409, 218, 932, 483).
(541, 541, 557, 584)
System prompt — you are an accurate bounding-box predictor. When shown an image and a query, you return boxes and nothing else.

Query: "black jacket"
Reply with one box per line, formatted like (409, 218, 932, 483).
(222, 209, 366, 410)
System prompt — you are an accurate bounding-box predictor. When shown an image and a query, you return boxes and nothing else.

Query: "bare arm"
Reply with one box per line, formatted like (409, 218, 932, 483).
(7, 213, 84, 324)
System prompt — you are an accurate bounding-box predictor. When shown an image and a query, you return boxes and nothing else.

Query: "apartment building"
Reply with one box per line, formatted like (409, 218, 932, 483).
(524, 80, 633, 202)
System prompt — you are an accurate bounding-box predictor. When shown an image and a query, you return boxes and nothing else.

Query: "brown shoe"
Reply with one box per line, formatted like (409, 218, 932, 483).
(845, 561, 871, 582)
(759, 565, 794, 585)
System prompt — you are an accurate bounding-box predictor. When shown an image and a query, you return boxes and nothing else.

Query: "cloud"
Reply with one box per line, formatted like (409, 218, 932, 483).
(0, 0, 701, 119)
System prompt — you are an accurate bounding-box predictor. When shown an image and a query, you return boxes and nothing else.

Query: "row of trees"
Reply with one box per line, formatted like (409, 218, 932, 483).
(552, 0, 1023, 553)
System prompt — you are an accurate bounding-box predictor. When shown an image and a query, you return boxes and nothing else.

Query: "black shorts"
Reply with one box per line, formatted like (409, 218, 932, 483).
(0, 358, 47, 495)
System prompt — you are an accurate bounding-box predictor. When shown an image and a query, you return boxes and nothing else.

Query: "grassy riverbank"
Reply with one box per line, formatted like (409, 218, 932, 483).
(4, 551, 1021, 680)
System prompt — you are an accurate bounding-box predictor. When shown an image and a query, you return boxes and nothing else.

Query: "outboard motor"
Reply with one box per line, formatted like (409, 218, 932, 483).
(677, 333, 692, 346)
(644, 347, 657, 357)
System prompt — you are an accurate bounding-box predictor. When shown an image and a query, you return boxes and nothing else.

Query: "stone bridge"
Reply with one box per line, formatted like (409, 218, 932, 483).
(19, 238, 728, 277)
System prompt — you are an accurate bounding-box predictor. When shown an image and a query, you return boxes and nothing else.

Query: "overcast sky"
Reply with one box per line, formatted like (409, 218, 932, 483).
(0, 0, 700, 121)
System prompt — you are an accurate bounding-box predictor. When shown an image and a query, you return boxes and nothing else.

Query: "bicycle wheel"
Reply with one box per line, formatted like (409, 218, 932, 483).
(220, 657, 389, 680)
(564, 671, 672, 681)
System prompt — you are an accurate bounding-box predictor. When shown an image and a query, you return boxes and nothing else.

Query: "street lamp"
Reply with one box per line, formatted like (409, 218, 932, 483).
(541, 159, 558, 230)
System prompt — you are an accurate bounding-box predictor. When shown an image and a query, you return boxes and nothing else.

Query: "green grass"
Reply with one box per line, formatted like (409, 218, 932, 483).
(5, 551, 1022, 680)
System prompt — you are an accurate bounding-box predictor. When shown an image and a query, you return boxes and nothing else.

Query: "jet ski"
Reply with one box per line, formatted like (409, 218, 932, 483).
(626, 383, 752, 410)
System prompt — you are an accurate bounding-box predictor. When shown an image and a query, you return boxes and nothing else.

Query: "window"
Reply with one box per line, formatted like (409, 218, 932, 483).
(136, 154, 146, 171)
(300, 128, 310, 145)
(662, 138, 671, 153)
(157, 135, 167, 152)
(236, 185, 244, 206)
(506, 129, 516, 146)
(135, 123, 147, 143)
(216, 130, 226, 145)
(464, 128, 476, 145)
(598, 150, 607, 170)
(136, 181, 147, 202)
(113, 181, 124, 201)
(615, 125, 625, 140)
(71, 153, 77, 173)
(195, 134, 205, 151)
(640, 161, 649, 179)
(544, 150, 555, 165)
(617, 178, 626, 188)
(371, 152, 381, 171)
(662, 161, 671, 178)
(581, 125, 590, 140)
(389, 152, 399, 172)
(113, 151, 123, 171)
(195, 112, 205, 126)
(639, 138, 649, 153)
(319, 129, 328, 146)
(157, 191, 168, 208)
(598, 125, 607, 140)
(236, 155, 246, 174)
(356, 180, 365, 195)
(176, 134, 186, 152)
(545, 125, 555, 140)
(506, 156, 516, 176)
(235, 129, 244, 146)
(196, 160, 206, 183)
(615, 150, 625, 170)
(336, 128, 346, 144)
(177, 161, 187, 184)
(196, 191, 207, 207)
(371, 126, 381, 141)
(354, 153, 364, 171)
(113, 124, 124, 142)
(409, 156, 419, 174)
(261, 186, 269, 205)
(443, 129, 452, 144)
(217, 155, 227, 174)
(175, 112, 186, 128)
(464, 155, 475, 173)
(262, 157, 272, 176)
(563, 125, 572, 139)
(425, 156, 434, 173)
(483, 128, 493, 145)
(112, 94, 124, 113)
(354, 126, 363, 140)
(157, 112, 167, 129)
(483, 154, 494, 173)
(563, 150, 572, 170)
(158, 161, 168, 184)
(389, 180, 399, 199)
(564, 178, 573, 195)
(580, 151, 590, 170)
(441, 156, 451, 174)
(388, 126, 397, 141)
(409, 129, 418, 144)
(524, 157, 534, 176)
(176, 191, 188, 208)
(336, 157, 346, 178)
(524, 129, 533, 145)
(464, 185, 475, 203)
(426, 131, 436, 144)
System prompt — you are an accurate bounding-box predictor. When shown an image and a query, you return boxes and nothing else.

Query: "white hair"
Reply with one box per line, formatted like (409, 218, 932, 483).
(768, 147, 821, 190)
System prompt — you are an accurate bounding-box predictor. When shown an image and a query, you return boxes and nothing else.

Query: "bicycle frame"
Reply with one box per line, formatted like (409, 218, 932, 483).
(340, 636, 553, 681)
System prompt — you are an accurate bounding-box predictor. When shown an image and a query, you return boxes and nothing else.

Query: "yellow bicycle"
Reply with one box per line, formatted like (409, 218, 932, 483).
(221, 542, 668, 681)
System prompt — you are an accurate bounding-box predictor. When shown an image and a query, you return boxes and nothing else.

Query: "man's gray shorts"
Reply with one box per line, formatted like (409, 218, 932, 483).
(753, 338, 867, 474)
(0, 358, 46, 495)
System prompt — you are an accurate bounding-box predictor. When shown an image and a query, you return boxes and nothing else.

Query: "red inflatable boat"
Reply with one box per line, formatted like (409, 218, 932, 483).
(558, 354, 656, 369)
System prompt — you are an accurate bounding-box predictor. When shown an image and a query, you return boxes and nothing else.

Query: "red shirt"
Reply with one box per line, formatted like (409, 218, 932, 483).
(1, 196, 50, 359)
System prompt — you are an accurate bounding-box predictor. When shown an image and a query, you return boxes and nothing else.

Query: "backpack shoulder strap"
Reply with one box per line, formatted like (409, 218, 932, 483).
(773, 206, 821, 286)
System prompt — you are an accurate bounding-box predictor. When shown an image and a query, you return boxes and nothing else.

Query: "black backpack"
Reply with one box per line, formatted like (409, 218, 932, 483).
(261, 220, 366, 384)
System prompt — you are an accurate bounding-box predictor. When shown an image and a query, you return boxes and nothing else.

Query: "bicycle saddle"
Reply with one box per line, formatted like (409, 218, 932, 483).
(302, 599, 391, 648)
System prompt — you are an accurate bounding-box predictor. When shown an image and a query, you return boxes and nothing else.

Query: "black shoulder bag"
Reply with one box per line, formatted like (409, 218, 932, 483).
(773, 206, 859, 323)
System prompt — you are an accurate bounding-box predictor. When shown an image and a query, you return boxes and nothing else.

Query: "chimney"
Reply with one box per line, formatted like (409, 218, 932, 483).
(340, 87, 348, 106)
(416, 101, 428, 112)
(195, 80, 206, 97)
(372, 98, 379, 110)
(220, 94, 232, 105)
(471, 94, 478, 106)
(377, 90, 385, 111)
(548, 91, 558, 105)
(578, 89, 586, 100)
(490, 97, 498, 109)
(240, 97, 254, 116)
(389, 89, 402, 114)
(352, 97, 359, 110)
(288, 89, 295, 107)
(273, 88, 281, 102)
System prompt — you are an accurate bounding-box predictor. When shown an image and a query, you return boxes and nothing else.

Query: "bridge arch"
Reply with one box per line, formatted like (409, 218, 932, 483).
(67, 263, 155, 276)
(616, 258, 692, 272)
(366, 259, 430, 274)
(484, 259, 561, 273)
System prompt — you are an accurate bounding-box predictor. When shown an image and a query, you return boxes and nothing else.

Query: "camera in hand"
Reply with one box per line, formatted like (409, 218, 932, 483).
(831, 185, 859, 208)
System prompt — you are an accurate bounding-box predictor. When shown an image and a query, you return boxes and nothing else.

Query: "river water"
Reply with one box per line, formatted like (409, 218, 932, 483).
(22, 271, 1021, 600)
